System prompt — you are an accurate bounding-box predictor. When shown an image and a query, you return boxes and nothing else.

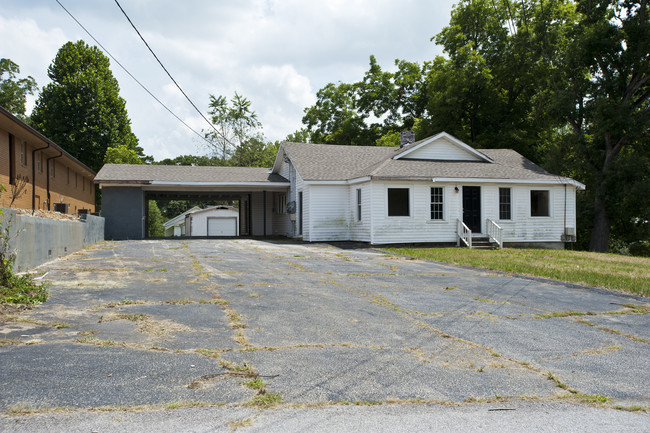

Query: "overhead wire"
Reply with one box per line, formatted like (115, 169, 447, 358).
(112, 0, 224, 141)
(55, 0, 213, 147)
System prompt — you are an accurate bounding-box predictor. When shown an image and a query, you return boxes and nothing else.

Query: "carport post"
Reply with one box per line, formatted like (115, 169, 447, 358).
(263, 190, 267, 236)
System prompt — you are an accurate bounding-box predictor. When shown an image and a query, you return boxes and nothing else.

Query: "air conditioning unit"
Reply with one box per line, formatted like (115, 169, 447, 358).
(53, 203, 68, 213)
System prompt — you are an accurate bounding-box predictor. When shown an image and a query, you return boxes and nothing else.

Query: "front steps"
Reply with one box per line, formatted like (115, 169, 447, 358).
(469, 237, 497, 250)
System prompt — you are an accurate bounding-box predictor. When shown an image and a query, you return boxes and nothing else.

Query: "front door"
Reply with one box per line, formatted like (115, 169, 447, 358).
(463, 186, 481, 233)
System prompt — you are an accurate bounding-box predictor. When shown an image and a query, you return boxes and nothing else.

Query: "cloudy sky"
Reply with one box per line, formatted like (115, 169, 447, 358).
(1, 0, 456, 161)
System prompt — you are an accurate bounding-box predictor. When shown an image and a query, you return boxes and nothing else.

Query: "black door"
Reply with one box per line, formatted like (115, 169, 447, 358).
(463, 186, 481, 233)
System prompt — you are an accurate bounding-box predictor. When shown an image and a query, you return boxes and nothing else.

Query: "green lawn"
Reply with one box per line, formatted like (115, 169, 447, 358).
(383, 247, 650, 297)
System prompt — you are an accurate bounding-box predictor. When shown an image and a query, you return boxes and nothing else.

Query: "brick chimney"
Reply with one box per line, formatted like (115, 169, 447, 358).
(400, 130, 415, 148)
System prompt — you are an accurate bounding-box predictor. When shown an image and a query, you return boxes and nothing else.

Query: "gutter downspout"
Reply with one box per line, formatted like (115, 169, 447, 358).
(46, 150, 63, 211)
(31, 144, 50, 213)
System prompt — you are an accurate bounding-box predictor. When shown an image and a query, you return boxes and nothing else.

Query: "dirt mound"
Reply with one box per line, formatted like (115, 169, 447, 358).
(14, 208, 80, 221)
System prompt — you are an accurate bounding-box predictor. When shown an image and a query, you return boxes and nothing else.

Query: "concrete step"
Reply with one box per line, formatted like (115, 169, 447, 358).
(471, 237, 497, 250)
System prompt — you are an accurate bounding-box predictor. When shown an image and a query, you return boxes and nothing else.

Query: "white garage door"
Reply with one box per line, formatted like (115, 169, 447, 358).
(207, 217, 237, 236)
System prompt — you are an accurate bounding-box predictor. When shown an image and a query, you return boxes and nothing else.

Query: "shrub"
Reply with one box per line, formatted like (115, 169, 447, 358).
(629, 241, 650, 257)
(0, 204, 48, 305)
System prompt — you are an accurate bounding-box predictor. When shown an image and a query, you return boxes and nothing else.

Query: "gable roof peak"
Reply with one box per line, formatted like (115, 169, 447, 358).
(394, 131, 493, 163)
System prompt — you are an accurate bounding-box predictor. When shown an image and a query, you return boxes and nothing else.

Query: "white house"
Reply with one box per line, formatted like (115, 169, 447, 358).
(95, 132, 585, 248)
(163, 206, 201, 237)
(185, 206, 240, 237)
(269, 132, 585, 248)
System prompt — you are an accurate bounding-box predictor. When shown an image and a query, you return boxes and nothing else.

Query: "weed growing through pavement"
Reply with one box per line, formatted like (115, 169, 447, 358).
(249, 391, 282, 407)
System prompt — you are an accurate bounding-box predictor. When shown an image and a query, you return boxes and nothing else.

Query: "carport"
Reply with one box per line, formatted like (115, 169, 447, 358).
(95, 164, 290, 240)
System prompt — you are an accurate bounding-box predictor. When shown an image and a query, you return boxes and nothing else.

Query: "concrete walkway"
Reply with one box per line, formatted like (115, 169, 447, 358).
(1, 239, 648, 432)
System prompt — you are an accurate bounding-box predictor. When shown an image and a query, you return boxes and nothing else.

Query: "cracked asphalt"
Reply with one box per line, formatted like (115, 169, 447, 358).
(1, 239, 648, 432)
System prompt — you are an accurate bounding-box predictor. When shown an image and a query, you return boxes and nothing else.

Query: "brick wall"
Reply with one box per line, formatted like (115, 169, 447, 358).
(0, 124, 96, 214)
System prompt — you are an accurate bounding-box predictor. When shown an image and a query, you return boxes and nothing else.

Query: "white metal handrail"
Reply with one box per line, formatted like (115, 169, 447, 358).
(486, 219, 503, 249)
(457, 219, 472, 248)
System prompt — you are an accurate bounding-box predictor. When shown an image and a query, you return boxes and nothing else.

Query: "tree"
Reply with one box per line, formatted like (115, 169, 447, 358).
(302, 57, 431, 146)
(155, 154, 222, 166)
(302, 81, 373, 145)
(31, 41, 143, 173)
(536, 0, 649, 251)
(147, 201, 165, 237)
(230, 138, 278, 167)
(104, 145, 144, 165)
(0, 59, 38, 118)
(204, 93, 263, 162)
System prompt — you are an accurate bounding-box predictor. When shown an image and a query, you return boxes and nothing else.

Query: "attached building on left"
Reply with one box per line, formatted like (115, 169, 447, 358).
(0, 105, 96, 214)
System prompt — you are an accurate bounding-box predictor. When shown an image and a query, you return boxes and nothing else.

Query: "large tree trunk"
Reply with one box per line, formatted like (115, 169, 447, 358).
(589, 187, 610, 252)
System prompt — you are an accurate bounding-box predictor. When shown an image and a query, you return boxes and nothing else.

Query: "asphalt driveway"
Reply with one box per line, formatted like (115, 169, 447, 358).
(1, 239, 648, 431)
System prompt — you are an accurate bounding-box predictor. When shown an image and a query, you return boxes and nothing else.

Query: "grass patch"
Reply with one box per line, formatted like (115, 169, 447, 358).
(0, 273, 48, 305)
(384, 247, 650, 297)
(241, 378, 270, 390)
(249, 391, 282, 407)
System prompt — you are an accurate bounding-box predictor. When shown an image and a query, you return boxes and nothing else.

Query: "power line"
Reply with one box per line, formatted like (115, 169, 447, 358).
(113, 0, 224, 141)
(55, 0, 212, 147)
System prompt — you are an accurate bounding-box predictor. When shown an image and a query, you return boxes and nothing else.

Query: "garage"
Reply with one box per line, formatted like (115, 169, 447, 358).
(185, 206, 240, 237)
(207, 217, 237, 236)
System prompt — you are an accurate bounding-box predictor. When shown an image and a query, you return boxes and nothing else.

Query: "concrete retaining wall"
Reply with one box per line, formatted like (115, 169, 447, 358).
(1, 208, 105, 272)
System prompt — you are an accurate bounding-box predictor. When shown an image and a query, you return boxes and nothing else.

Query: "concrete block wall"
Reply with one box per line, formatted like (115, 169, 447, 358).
(1, 208, 105, 272)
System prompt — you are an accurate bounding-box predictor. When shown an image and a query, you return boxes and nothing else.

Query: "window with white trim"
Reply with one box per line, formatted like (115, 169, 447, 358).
(430, 187, 443, 220)
(356, 188, 362, 221)
(499, 188, 511, 220)
(388, 188, 410, 217)
(531, 190, 550, 217)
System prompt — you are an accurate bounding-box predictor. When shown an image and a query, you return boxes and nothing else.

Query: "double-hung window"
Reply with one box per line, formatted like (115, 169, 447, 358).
(430, 187, 443, 220)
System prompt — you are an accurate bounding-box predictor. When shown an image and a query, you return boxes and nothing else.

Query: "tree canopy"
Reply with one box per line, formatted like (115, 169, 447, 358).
(0, 59, 38, 119)
(31, 40, 145, 172)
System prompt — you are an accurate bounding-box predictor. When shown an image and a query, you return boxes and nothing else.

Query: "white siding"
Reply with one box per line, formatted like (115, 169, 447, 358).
(401, 136, 483, 161)
(502, 184, 577, 243)
(349, 182, 372, 242)
(299, 176, 309, 241)
(275, 157, 303, 239)
(371, 181, 459, 244)
(369, 181, 579, 245)
(307, 184, 350, 241)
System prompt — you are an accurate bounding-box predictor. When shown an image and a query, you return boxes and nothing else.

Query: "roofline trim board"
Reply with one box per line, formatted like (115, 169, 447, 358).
(430, 177, 586, 189)
(148, 181, 290, 187)
(303, 176, 371, 186)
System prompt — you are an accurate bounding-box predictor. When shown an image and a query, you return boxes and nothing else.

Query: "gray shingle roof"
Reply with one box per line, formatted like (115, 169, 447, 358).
(281, 142, 575, 184)
(95, 164, 288, 184)
(280, 142, 396, 181)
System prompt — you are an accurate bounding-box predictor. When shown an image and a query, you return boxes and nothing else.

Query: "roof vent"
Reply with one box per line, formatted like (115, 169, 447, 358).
(400, 131, 415, 147)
